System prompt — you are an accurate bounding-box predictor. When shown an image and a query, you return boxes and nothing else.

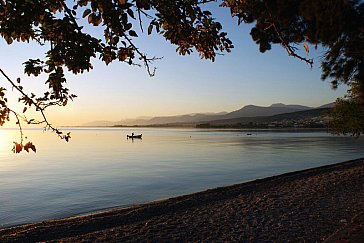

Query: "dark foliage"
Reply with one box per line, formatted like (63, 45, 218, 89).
(0, 0, 233, 152)
(222, 0, 364, 135)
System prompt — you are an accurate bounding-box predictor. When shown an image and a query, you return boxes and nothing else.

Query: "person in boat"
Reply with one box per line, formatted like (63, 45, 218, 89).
(127, 133, 142, 139)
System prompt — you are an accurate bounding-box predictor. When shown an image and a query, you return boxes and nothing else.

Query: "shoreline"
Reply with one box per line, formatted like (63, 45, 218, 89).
(1, 158, 364, 242)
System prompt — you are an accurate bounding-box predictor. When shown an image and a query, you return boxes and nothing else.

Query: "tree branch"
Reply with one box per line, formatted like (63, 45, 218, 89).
(122, 34, 162, 77)
(0, 68, 70, 142)
(9, 109, 24, 144)
(265, 4, 313, 66)
(61, 1, 83, 34)
(137, 9, 144, 33)
(272, 23, 314, 66)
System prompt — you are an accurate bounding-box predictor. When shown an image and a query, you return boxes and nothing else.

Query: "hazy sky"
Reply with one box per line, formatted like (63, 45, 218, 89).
(0, 4, 347, 126)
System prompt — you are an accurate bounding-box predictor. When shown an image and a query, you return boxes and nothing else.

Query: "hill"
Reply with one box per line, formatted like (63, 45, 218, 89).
(195, 108, 331, 129)
(112, 103, 316, 126)
(221, 103, 312, 119)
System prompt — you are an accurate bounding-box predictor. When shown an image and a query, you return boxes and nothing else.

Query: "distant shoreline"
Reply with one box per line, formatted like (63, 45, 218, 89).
(62, 125, 330, 131)
(61, 126, 332, 134)
(1, 158, 363, 242)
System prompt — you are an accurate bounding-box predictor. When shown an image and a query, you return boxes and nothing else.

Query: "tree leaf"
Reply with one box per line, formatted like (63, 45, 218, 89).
(12, 142, 22, 153)
(127, 9, 135, 19)
(148, 24, 153, 35)
(88, 13, 94, 24)
(203, 11, 212, 16)
(304, 43, 309, 55)
(24, 142, 36, 153)
(129, 30, 138, 37)
(95, 15, 102, 26)
(83, 9, 91, 18)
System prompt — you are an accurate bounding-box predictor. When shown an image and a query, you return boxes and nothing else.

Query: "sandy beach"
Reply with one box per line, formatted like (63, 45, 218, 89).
(1, 158, 364, 242)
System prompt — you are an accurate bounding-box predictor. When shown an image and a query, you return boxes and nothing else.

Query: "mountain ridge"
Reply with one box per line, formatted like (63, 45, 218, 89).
(83, 103, 332, 126)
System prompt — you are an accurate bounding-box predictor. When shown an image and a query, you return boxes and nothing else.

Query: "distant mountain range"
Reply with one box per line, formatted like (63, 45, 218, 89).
(197, 108, 331, 128)
(83, 102, 335, 127)
(221, 103, 312, 119)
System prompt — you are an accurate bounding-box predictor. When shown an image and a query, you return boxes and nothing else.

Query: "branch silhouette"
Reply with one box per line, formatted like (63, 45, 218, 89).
(0, 68, 71, 153)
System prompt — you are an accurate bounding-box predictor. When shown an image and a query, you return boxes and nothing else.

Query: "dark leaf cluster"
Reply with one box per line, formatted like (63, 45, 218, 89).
(0, 87, 9, 126)
(0, 0, 233, 151)
(12, 141, 36, 153)
(330, 96, 364, 138)
(222, 0, 364, 135)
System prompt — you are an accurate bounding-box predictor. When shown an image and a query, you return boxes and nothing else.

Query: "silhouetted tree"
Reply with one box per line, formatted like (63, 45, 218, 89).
(330, 85, 364, 137)
(0, 0, 363, 152)
(223, 0, 364, 136)
(0, 0, 233, 152)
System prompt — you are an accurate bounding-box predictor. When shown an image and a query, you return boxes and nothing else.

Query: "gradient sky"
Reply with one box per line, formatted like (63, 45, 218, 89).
(0, 3, 348, 126)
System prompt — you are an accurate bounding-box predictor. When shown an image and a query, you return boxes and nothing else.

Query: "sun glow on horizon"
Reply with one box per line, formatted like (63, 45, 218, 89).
(0, 129, 17, 158)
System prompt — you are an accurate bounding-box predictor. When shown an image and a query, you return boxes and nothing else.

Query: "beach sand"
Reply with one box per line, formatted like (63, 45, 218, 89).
(1, 158, 364, 242)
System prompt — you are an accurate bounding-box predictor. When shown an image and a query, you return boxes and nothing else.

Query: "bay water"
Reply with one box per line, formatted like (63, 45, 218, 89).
(1, 128, 364, 227)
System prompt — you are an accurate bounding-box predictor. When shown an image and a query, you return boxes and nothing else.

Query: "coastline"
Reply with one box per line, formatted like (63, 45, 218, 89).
(1, 158, 364, 242)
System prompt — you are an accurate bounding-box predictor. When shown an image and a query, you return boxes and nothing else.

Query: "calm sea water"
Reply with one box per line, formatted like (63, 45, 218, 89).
(0, 127, 364, 227)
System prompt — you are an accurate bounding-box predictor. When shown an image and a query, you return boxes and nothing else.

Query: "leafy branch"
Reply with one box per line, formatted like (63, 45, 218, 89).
(264, 3, 313, 67)
(0, 68, 71, 153)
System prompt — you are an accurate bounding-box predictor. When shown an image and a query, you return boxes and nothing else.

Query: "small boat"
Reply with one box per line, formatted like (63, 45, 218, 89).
(127, 134, 142, 139)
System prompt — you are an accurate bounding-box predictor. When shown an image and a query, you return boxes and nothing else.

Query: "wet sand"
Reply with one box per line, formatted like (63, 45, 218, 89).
(1, 158, 364, 242)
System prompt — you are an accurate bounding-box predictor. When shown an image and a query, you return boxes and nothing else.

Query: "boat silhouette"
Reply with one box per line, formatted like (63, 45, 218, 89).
(127, 134, 142, 139)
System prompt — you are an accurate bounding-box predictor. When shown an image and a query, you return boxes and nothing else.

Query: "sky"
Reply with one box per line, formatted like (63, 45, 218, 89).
(0, 3, 348, 127)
